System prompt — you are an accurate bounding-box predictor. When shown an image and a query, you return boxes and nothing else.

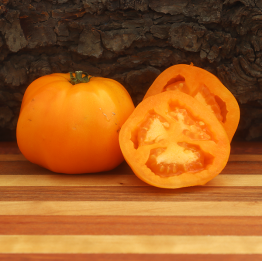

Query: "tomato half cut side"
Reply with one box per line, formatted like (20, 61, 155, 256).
(119, 91, 230, 189)
(143, 64, 240, 142)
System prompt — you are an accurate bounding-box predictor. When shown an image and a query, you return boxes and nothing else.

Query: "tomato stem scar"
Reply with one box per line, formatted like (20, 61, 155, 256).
(69, 71, 92, 85)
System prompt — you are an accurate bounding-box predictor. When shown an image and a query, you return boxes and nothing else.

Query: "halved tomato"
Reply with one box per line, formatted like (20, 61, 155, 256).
(143, 64, 240, 141)
(119, 90, 230, 188)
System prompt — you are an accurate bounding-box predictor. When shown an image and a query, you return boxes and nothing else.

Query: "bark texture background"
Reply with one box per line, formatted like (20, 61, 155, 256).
(1, 0, 262, 141)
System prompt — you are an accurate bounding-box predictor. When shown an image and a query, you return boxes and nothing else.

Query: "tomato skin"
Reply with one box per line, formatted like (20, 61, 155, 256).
(119, 90, 230, 189)
(16, 73, 135, 174)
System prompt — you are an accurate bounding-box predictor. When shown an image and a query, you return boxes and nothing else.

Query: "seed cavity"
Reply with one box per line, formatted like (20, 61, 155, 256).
(146, 143, 213, 177)
(136, 111, 170, 147)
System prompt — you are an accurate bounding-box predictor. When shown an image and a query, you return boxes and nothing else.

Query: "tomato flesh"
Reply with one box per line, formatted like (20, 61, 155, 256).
(143, 64, 240, 142)
(146, 143, 206, 177)
(164, 78, 225, 123)
(194, 85, 224, 123)
(120, 90, 230, 188)
(134, 105, 214, 178)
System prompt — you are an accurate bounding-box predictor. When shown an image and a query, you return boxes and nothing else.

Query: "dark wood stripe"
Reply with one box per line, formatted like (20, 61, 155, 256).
(0, 161, 132, 175)
(231, 141, 262, 154)
(1, 141, 262, 155)
(1, 160, 262, 175)
(1, 186, 262, 201)
(0, 253, 262, 261)
(0, 142, 21, 154)
(0, 215, 262, 236)
(222, 161, 262, 174)
(0, 161, 48, 175)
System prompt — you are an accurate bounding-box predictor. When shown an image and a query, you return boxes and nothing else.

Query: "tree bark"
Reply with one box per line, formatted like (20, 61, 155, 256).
(1, 0, 262, 141)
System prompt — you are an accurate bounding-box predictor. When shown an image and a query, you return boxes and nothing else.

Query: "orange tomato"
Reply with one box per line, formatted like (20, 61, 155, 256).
(16, 71, 135, 174)
(119, 91, 230, 189)
(143, 64, 240, 142)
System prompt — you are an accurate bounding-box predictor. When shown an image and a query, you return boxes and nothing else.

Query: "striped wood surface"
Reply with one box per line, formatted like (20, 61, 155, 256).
(0, 141, 262, 260)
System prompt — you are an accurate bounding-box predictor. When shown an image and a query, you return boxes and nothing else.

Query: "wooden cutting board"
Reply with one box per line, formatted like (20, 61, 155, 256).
(0, 141, 262, 260)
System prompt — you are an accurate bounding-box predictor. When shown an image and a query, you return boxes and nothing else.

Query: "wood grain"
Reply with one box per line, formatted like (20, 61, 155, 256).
(0, 154, 27, 161)
(1, 153, 261, 162)
(228, 154, 262, 161)
(0, 216, 262, 236)
(0, 142, 21, 154)
(1, 142, 262, 260)
(230, 142, 262, 154)
(1, 235, 262, 254)
(0, 253, 262, 261)
(0, 186, 262, 201)
(222, 161, 262, 174)
(0, 174, 262, 187)
(1, 201, 262, 216)
(2, 159, 262, 175)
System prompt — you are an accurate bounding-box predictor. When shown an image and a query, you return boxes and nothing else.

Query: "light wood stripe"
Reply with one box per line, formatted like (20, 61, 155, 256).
(0, 174, 146, 186)
(207, 174, 262, 186)
(1, 154, 262, 162)
(0, 235, 262, 254)
(0, 201, 262, 216)
(0, 174, 261, 187)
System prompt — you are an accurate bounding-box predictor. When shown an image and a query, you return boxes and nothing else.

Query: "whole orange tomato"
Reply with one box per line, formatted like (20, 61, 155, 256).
(16, 71, 135, 174)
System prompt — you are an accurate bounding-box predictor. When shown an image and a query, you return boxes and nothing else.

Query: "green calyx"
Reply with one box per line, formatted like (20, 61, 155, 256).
(70, 71, 92, 85)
